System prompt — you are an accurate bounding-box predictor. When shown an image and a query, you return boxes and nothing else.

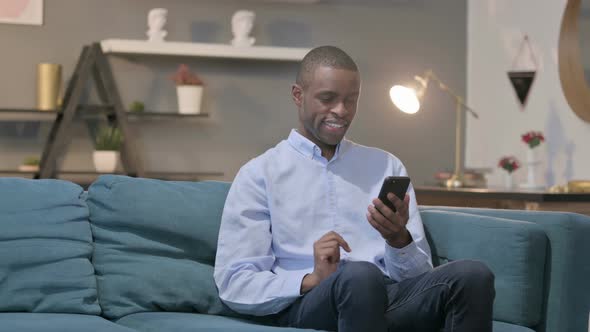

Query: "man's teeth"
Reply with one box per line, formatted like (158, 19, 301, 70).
(325, 122, 345, 128)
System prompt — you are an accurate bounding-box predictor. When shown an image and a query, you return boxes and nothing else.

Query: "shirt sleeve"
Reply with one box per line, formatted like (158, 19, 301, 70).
(383, 164, 433, 281)
(213, 162, 305, 316)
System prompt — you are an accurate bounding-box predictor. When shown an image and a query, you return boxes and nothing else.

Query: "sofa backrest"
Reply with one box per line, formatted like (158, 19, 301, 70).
(86, 175, 236, 320)
(0, 178, 101, 315)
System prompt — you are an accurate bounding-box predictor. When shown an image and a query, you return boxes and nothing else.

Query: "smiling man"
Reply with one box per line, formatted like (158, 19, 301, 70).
(214, 46, 495, 332)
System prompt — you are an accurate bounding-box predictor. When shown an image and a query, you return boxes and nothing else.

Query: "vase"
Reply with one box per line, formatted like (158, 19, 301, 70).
(37, 63, 62, 111)
(504, 172, 514, 189)
(176, 85, 203, 114)
(521, 148, 543, 189)
(93, 150, 119, 173)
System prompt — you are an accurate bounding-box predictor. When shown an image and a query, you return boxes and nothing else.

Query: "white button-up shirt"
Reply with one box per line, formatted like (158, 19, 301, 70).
(214, 129, 432, 316)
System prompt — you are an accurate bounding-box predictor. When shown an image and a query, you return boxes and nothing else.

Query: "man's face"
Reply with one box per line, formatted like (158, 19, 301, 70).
(292, 66, 361, 149)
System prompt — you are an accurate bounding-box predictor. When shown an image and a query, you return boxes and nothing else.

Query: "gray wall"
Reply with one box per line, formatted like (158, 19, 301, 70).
(0, 0, 466, 185)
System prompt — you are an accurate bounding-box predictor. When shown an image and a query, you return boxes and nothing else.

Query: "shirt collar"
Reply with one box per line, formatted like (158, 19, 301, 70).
(287, 129, 346, 161)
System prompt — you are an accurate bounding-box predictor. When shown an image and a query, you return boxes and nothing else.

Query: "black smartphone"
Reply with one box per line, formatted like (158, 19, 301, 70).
(378, 176, 411, 213)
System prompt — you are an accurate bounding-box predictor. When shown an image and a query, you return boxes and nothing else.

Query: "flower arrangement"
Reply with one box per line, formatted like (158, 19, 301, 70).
(521, 131, 545, 149)
(498, 156, 520, 173)
(170, 64, 203, 86)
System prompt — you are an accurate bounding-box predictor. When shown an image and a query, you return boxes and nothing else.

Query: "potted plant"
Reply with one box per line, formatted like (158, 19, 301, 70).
(498, 156, 520, 188)
(19, 156, 40, 172)
(170, 64, 204, 114)
(93, 126, 123, 173)
(129, 100, 145, 113)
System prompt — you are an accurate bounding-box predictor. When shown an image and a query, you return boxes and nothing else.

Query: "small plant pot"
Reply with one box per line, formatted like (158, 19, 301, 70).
(176, 85, 203, 114)
(18, 165, 39, 172)
(93, 150, 119, 173)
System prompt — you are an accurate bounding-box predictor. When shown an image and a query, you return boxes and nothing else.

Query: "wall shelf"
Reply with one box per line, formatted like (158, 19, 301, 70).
(0, 170, 36, 178)
(0, 109, 58, 121)
(0, 108, 209, 122)
(1, 43, 225, 183)
(101, 39, 310, 61)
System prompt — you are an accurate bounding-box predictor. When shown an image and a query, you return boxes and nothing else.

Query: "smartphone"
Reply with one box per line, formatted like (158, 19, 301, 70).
(378, 176, 411, 213)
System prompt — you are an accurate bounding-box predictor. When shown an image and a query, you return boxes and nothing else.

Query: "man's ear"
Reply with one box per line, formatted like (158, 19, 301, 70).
(292, 84, 303, 107)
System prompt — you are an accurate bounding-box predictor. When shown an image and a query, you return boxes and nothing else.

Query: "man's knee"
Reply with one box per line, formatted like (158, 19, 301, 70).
(446, 260, 495, 294)
(334, 261, 386, 299)
(338, 261, 384, 282)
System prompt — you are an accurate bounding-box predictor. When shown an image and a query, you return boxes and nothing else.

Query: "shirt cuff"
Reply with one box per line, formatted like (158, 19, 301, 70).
(279, 270, 311, 298)
(385, 240, 420, 264)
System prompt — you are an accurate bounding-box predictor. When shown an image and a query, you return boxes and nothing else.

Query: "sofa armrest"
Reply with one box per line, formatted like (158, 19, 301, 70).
(420, 206, 590, 332)
(420, 210, 548, 328)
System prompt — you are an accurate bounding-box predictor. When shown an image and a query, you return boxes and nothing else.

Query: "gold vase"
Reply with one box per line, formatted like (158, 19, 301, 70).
(37, 63, 62, 111)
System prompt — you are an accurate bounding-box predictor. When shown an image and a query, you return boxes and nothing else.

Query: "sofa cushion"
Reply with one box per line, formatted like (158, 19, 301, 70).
(0, 313, 138, 332)
(87, 175, 235, 320)
(0, 178, 100, 314)
(420, 210, 547, 327)
(116, 312, 322, 332)
(492, 321, 535, 332)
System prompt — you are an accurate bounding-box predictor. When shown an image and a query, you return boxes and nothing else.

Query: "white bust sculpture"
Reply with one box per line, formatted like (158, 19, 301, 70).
(147, 8, 168, 42)
(231, 10, 255, 47)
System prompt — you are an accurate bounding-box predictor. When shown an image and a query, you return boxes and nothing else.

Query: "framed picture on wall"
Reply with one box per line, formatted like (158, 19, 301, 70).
(0, 0, 43, 26)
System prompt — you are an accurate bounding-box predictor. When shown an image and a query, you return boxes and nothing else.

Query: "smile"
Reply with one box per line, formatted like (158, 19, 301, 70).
(323, 121, 347, 129)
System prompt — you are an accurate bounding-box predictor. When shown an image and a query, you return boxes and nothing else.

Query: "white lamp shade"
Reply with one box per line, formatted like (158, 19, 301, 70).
(390, 85, 420, 114)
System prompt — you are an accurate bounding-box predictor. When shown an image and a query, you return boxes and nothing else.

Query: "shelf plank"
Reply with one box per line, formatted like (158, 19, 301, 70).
(0, 109, 58, 121)
(127, 112, 210, 119)
(416, 186, 590, 202)
(0, 170, 37, 176)
(0, 108, 209, 121)
(101, 39, 310, 61)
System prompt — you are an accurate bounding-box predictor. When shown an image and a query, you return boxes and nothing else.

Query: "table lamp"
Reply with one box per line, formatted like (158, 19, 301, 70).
(389, 70, 479, 188)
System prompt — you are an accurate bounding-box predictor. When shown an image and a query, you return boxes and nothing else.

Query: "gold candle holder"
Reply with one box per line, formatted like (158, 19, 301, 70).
(37, 63, 62, 111)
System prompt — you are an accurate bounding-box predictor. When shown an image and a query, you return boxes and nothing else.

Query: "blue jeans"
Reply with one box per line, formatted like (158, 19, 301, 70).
(276, 260, 495, 332)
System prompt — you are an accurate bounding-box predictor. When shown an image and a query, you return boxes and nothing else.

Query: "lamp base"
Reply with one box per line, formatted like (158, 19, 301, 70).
(445, 174, 463, 188)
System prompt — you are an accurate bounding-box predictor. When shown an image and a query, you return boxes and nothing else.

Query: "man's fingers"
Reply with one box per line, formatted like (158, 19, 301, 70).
(367, 207, 398, 235)
(366, 212, 390, 236)
(387, 193, 406, 215)
(317, 248, 340, 263)
(373, 194, 410, 227)
(317, 231, 351, 252)
(325, 232, 351, 252)
(394, 194, 410, 225)
(319, 255, 339, 263)
(368, 204, 401, 229)
(317, 240, 344, 251)
(372, 197, 396, 220)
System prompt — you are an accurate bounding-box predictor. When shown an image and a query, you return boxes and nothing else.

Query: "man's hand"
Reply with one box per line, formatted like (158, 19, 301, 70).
(301, 231, 351, 294)
(366, 193, 412, 248)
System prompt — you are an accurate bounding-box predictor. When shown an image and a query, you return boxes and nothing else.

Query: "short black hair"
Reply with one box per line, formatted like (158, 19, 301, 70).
(296, 46, 358, 88)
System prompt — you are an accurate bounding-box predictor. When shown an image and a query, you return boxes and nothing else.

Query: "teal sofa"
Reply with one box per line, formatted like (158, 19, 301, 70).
(0, 175, 588, 332)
